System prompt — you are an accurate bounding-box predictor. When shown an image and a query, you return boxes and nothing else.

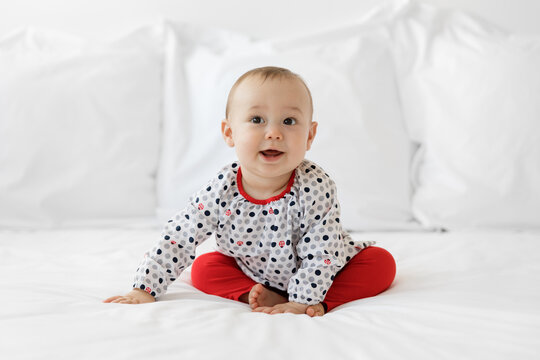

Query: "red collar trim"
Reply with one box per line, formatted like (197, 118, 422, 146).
(237, 167, 296, 205)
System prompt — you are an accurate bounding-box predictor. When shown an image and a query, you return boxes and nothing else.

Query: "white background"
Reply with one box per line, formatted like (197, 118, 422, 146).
(0, 0, 539, 40)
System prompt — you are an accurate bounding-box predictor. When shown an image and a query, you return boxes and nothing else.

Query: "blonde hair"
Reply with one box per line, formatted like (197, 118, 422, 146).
(225, 66, 313, 119)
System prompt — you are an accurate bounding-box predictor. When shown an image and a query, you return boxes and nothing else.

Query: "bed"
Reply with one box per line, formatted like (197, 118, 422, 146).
(1, 1, 540, 359)
(1, 227, 539, 359)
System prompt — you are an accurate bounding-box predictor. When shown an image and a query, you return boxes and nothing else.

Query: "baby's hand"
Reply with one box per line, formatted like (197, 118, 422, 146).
(103, 288, 156, 304)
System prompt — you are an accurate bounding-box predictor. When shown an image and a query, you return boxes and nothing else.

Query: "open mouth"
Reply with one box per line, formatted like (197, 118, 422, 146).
(260, 149, 284, 160)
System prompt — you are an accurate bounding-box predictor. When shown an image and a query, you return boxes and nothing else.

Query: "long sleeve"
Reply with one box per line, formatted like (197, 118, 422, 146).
(287, 176, 346, 305)
(133, 191, 219, 299)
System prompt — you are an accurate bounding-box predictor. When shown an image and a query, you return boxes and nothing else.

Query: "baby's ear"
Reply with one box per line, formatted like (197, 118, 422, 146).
(306, 121, 318, 151)
(221, 119, 235, 147)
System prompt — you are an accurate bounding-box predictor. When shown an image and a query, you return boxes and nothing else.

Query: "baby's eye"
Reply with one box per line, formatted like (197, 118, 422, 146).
(250, 116, 264, 124)
(283, 118, 296, 125)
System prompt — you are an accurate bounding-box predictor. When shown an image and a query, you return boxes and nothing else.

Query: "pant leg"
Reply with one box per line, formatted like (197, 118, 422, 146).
(323, 246, 396, 312)
(191, 251, 257, 301)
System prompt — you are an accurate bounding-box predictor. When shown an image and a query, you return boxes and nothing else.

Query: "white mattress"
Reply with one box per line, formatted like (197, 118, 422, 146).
(1, 226, 539, 359)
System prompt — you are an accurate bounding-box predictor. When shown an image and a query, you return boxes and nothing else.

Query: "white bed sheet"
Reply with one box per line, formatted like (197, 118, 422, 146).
(1, 226, 539, 359)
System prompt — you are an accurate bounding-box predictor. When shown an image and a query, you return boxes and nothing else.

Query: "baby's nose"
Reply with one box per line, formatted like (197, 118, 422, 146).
(265, 123, 283, 140)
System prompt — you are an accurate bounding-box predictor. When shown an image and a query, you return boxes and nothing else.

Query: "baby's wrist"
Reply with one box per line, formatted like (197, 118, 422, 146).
(130, 288, 156, 302)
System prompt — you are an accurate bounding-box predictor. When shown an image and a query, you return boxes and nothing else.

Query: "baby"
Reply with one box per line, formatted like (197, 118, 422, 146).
(104, 66, 396, 316)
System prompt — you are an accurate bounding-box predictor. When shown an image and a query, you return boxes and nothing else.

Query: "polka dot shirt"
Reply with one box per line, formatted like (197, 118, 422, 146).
(133, 159, 375, 305)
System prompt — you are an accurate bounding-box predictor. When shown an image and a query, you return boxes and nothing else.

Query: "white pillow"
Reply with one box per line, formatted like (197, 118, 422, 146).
(392, 2, 540, 229)
(0, 26, 163, 228)
(158, 2, 419, 231)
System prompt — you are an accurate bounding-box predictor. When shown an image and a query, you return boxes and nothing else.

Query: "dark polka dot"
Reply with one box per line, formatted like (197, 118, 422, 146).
(315, 270, 321, 275)
(185, 214, 190, 220)
(145, 269, 149, 274)
(323, 235, 329, 241)
(304, 187, 310, 192)
(326, 193, 330, 198)
(307, 254, 314, 260)
(236, 209, 241, 215)
(218, 174, 224, 179)
(304, 237, 311, 243)
(315, 215, 321, 220)
(311, 283, 317, 288)
(206, 186, 211, 191)
(173, 257, 178, 263)
(164, 235, 170, 240)
(249, 212, 255, 217)
(189, 237, 195, 243)
(204, 210, 210, 216)
(176, 226, 181, 231)
(247, 228, 253, 233)
(317, 178, 322, 183)
(273, 209, 279, 215)
(262, 210, 268, 215)
(197, 223, 203, 228)
(221, 202, 227, 207)
(157, 249, 162, 255)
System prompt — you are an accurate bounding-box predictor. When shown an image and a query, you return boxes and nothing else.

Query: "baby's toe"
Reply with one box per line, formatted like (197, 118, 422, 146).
(306, 304, 324, 317)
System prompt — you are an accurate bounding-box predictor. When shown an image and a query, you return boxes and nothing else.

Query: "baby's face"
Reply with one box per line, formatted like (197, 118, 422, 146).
(222, 75, 317, 180)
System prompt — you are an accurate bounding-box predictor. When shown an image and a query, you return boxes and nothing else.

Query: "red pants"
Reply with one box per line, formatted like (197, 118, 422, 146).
(191, 246, 396, 312)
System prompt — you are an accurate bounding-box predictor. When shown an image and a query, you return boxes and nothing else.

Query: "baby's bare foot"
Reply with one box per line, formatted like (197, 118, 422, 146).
(306, 303, 325, 317)
(248, 284, 287, 310)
